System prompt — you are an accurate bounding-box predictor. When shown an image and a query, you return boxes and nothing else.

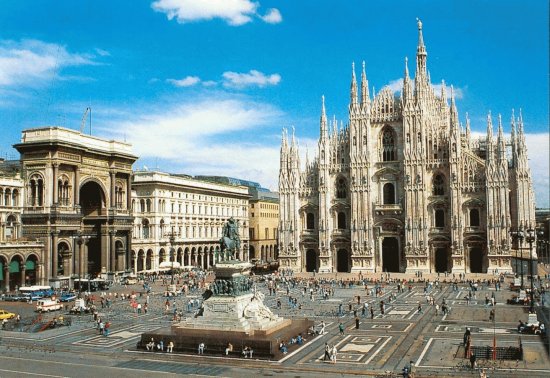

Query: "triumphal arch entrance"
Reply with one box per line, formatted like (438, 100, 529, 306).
(14, 127, 137, 287)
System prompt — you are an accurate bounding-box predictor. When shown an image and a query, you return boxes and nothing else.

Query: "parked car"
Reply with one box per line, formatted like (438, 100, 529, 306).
(0, 309, 16, 320)
(59, 292, 77, 302)
(2, 293, 26, 302)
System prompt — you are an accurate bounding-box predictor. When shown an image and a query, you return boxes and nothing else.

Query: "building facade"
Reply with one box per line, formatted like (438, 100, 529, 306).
(0, 159, 43, 291)
(131, 171, 250, 273)
(13, 127, 136, 287)
(249, 198, 279, 262)
(278, 21, 536, 274)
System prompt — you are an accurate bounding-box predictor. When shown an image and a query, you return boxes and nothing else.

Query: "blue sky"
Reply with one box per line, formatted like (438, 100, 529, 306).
(1, 1, 548, 206)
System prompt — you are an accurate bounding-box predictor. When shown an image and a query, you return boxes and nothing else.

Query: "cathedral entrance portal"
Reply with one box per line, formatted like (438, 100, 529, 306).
(336, 249, 350, 272)
(305, 249, 318, 272)
(435, 248, 449, 273)
(382, 237, 400, 272)
(469, 247, 483, 273)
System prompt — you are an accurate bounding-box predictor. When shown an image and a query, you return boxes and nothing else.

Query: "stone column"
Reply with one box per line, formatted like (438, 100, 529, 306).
(101, 231, 108, 273)
(52, 231, 59, 278)
(3, 265, 9, 292)
(43, 232, 51, 282)
(110, 230, 116, 272)
(126, 175, 132, 210)
(110, 171, 116, 208)
(200, 253, 204, 268)
(52, 163, 59, 205)
(206, 251, 210, 268)
(20, 263, 26, 287)
(74, 166, 80, 206)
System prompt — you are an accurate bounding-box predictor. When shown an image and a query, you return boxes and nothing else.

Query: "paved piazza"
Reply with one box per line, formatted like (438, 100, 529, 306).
(0, 271, 549, 377)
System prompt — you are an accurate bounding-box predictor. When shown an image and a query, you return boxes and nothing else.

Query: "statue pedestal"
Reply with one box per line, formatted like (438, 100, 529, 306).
(138, 259, 312, 359)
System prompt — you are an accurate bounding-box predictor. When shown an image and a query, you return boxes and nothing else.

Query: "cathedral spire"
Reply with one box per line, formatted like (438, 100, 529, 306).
(360, 61, 370, 107)
(320, 95, 328, 138)
(415, 18, 428, 94)
(465, 112, 471, 143)
(450, 85, 459, 131)
(403, 57, 413, 102)
(441, 80, 447, 105)
(350, 62, 358, 106)
(486, 112, 494, 162)
(497, 114, 506, 157)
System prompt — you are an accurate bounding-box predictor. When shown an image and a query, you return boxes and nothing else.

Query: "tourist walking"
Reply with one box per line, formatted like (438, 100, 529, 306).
(323, 342, 331, 361)
(330, 345, 337, 364)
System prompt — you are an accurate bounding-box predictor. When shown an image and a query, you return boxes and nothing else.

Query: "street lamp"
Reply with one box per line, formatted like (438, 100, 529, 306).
(525, 227, 536, 313)
(510, 228, 525, 289)
(76, 232, 91, 297)
(164, 231, 178, 285)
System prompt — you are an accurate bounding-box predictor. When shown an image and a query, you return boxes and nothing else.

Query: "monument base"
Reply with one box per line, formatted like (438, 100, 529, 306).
(138, 318, 313, 360)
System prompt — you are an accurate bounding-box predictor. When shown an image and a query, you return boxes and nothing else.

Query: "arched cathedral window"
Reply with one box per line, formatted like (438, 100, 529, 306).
(306, 213, 315, 230)
(469, 209, 480, 227)
(381, 128, 396, 161)
(336, 178, 347, 199)
(337, 212, 346, 229)
(383, 183, 395, 204)
(432, 174, 445, 195)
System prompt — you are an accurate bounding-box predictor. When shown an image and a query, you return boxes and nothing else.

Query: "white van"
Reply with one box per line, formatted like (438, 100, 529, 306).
(36, 299, 62, 312)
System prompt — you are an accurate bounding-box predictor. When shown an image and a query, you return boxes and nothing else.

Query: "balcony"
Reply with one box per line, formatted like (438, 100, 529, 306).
(374, 203, 402, 216)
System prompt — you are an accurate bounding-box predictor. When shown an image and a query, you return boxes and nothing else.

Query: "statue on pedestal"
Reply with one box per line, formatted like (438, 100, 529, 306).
(219, 217, 241, 260)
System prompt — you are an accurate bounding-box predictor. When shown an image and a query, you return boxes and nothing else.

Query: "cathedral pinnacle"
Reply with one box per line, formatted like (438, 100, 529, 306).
(320, 95, 328, 138)
(416, 18, 426, 56)
(361, 61, 370, 106)
(350, 62, 358, 105)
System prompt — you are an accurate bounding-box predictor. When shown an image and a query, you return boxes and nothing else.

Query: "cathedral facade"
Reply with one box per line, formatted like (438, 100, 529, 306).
(278, 21, 536, 274)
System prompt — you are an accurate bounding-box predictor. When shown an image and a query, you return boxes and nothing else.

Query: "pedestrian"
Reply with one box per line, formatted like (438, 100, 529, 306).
(355, 316, 360, 329)
(198, 342, 205, 354)
(323, 342, 331, 361)
(167, 341, 174, 353)
(469, 352, 476, 369)
(330, 345, 337, 364)
(339, 322, 345, 336)
(319, 321, 326, 335)
(417, 302, 422, 314)
(435, 304, 439, 316)
(104, 321, 110, 336)
(370, 307, 374, 319)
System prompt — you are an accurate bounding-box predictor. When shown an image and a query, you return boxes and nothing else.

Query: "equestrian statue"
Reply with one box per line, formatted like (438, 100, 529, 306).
(219, 217, 241, 261)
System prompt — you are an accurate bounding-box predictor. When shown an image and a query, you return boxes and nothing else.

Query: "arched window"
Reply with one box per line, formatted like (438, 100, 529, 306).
(381, 128, 396, 161)
(29, 174, 44, 206)
(336, 178, 347, 199)
(142, 219, 150, 239)
(6, 214, 16, 239)
(115, 181, 124, 208)
(58, 176, 70, 206)
(306, 213, 315, 230)
(12, 189, 18, 207)
(383, 183, 395, 204)
(337, 212, 346, 229)
(470, 209, 480, 227)
(4, 188, 11, 206)
(433, 174, 445, 195)
(435, 209, 445, 228)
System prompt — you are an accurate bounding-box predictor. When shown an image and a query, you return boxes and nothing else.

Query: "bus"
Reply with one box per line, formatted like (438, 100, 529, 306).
(19, 285, 55, 300)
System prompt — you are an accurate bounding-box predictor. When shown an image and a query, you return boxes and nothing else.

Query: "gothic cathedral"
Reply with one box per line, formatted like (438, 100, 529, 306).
(278, 21, 536, 274)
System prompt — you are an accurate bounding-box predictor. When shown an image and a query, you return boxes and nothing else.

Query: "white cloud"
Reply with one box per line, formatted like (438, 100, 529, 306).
(525, 133, 549, 208)
(94, 48, 110, 57)
(151, 0, 281, 26)
(384, 78, 464, 99)
(99, 97, 283, 189)
(260, 8, 282, 24)
(202, 80, 218, 87)
(167, 76, 201, 87)
(222, 70, 281, 88)
(0, 39, 95, 87)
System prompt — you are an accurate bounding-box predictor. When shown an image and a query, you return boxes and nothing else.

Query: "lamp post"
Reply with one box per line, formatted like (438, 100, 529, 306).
(511, 228, 525, 289)
(76, 232, 90, 297)
(525, 227, 536, 313)
(169, 233, 175, 285)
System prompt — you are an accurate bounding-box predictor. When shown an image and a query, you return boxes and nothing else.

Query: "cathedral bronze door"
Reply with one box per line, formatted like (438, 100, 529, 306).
(469, 247, 483, 273)
(306, 249, 318, 272)
(382, 237, 400, 272)
(435, 248, 449, 273)
(336, 249, 350, 272)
